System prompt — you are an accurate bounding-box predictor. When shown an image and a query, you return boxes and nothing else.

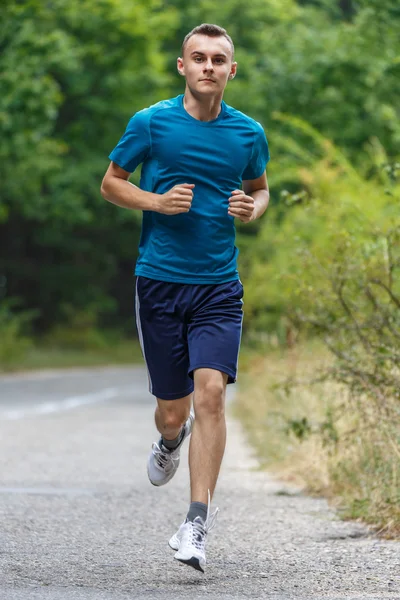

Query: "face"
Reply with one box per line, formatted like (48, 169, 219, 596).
(177, 34, 237, 96)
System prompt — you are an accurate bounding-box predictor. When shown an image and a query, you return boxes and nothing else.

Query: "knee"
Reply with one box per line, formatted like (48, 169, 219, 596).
(158, 405, 188, 431)
(162, 413, 183, 431)
(194, 380, 225, 419)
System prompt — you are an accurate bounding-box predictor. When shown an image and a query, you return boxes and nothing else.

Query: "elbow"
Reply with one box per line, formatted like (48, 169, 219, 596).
(100, 178, 110, 201)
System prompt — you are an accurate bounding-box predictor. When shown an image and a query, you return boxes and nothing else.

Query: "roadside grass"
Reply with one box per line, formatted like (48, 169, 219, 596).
(0, 338, 143, 373)
(235, 340, 400, 538)
(0, 305, 144, 373)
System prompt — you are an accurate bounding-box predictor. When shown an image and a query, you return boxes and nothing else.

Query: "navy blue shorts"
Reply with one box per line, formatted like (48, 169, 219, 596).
(135, 276, 244, 400)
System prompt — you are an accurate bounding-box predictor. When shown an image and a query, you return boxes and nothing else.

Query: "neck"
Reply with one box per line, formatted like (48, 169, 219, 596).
(183, 87, 223, 122)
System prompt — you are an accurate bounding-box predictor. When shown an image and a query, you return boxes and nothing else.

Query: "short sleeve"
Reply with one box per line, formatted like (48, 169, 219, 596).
(108, 110, 151, 173)
(242, 122, 270, 180)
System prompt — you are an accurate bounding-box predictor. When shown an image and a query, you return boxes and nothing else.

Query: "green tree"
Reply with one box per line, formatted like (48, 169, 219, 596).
(1, 0, 399, 339)
(161, 0, 400, 158)
(0, 0, 176, 330)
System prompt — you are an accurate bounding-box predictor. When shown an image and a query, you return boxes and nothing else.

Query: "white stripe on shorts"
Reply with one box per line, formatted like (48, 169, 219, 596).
(233, 279, 244, 379)
(235, 307, 244, 379)
(135, 278, 153, 395)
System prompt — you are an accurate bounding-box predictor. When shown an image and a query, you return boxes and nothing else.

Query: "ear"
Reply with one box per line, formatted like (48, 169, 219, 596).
(177, 57, 185, 77)
(229, 61, 238, 80)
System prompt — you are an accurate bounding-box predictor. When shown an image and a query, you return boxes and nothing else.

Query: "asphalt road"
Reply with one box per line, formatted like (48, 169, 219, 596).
(0, 367, 399, 600)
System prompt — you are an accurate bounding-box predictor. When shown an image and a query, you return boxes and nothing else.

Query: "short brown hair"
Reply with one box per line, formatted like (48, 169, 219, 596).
(182, 24, 234, 57)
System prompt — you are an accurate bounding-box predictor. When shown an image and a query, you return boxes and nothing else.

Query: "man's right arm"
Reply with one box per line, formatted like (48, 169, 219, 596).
(100, 161, 161, 212)
(100, 161, 195, 215)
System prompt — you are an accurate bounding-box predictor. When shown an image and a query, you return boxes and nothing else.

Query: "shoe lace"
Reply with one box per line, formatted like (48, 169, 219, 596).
(152, 442, 179, 473)
(189, 489, 219, 550)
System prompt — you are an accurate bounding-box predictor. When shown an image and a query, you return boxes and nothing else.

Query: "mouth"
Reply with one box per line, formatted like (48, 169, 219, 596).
(200, 78, 216, 83)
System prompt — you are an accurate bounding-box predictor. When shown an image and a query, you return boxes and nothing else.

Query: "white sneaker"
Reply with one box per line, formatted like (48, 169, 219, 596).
(147, 412, 194, 486)
(169, 492, 219, 573)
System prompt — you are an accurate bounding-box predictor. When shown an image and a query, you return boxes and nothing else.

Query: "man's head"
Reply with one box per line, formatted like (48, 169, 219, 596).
(177, 24, 237, 97)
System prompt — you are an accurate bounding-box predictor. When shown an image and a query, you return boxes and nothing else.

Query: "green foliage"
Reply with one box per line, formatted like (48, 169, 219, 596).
(164, 0, 400, 160)
(45, 304, 108, 350)
(1, 0, 400, 340)
(243, 117, 400, 404)
(285, 416, 312, 440)
(0, 301, 34, 366)
(0, 0, 176, 329)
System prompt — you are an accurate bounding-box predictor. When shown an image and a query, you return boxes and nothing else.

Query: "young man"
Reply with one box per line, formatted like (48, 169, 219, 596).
(101, 23, 270, 573)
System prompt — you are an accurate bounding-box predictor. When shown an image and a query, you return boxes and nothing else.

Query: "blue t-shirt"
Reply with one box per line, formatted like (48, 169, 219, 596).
(109, 94, 269, 284)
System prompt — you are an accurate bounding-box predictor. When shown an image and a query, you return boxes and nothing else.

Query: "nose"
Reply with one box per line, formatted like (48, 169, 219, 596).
(203, 58, 214, 71)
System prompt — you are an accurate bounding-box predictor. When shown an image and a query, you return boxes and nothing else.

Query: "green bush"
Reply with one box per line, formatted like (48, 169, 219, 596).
(242, 117, 400, 403)
(237, 120, 400, 535)
(0, 302, 34, 368)
(45, 304, 108, 350)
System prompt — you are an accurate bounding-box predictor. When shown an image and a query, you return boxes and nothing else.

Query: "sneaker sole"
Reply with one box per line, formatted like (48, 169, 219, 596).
(170, 535, 205, 572)
(175, 556, 204, 573)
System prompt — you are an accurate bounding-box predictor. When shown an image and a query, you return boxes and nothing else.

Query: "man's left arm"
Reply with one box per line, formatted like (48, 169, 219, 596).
(228, 172, 269, 223)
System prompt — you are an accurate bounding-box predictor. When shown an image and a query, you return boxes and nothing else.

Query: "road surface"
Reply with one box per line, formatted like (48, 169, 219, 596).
(0, 367, 398, 599)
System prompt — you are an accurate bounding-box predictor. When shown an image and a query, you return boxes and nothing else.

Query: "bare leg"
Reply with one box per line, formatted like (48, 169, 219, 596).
(155, 394, 192, 441)
(189, 368, 228, 504)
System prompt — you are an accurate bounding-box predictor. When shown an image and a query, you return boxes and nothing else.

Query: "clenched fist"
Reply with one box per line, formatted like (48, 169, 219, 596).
(228, 189, 255, 223)
(157, 183, 195, 215)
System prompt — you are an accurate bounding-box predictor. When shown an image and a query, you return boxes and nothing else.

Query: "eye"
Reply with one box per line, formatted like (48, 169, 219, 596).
(194, 56, 203, 62)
